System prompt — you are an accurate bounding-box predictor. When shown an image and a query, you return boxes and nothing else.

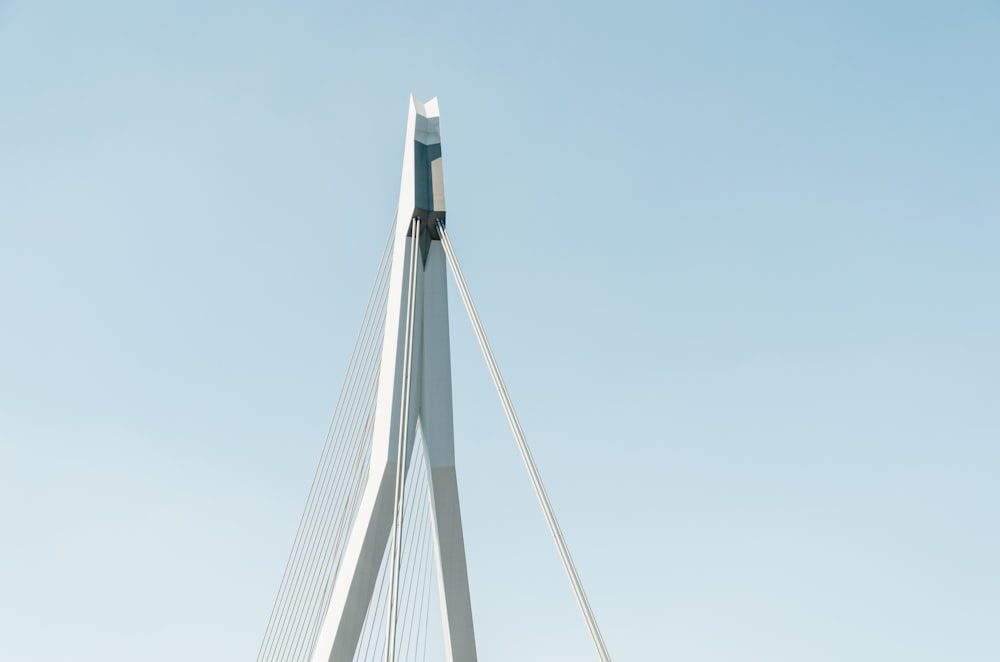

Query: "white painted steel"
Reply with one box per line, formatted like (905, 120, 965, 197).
(309, 97, 477, 662)
(437, 224, 614, 662)
(420, 239, 477, 661)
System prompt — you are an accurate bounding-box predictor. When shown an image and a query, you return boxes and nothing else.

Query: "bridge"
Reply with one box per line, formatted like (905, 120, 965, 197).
(254, 97, 611, 662)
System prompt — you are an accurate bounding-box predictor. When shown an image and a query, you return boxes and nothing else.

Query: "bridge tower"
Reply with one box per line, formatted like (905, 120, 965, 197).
(257, 96, 611, 662)
(309, 96, 476, 662)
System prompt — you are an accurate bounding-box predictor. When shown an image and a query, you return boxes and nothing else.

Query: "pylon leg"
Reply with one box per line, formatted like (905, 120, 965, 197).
(421, 240, 478, 661)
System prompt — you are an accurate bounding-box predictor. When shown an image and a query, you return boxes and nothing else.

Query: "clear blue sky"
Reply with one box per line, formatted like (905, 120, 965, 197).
(1, 1, 998, 660)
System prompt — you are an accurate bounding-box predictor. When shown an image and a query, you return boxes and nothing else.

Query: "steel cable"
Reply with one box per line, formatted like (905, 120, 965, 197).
(269, 273, 389, 662)
(438, 223, 613, 662)
(386, 219, 421, 661)
(259, 218, 395, 662)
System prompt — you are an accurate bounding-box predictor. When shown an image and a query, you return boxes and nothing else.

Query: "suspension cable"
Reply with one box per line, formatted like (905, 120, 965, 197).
(259, 218, 395, 662)
(437, 222, 613, 662)
(386, 218, 422, 661)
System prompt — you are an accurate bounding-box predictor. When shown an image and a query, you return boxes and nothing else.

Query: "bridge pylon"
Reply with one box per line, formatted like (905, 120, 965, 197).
(308, 96, 477, 662)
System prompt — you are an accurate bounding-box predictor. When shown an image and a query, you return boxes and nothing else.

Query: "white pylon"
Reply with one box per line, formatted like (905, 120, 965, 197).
(309, 97, 477, 662)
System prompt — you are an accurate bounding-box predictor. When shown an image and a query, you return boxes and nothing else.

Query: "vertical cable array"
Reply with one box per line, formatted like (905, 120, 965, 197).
(386, 219, 421, 662)
(256, 219, 396, 662)
(259, 217, 441, 662)
(353, 427, 439, 662)
(438, 222, 614, 662)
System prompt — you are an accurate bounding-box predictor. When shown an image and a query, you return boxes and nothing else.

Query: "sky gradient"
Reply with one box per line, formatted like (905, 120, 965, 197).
(1, 1, 998, 660)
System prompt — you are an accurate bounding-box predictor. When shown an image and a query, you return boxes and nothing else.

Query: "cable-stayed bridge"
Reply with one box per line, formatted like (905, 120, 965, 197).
(255, 97, 611, 662)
